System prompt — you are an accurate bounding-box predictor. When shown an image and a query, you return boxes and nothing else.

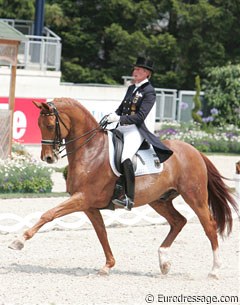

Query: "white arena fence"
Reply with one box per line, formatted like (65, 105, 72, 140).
(0, 203, 238, 234)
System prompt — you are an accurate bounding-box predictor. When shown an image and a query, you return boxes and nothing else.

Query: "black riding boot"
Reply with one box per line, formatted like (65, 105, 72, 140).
(112, 158, 135, 211)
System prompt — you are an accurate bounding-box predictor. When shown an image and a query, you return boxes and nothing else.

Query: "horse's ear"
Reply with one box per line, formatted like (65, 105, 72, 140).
(32, 101, 51, 111)
(32, 100, 43, 109)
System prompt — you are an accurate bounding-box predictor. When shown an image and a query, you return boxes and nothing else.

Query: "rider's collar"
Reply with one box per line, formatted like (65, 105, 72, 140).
(134, 79, 149, 89)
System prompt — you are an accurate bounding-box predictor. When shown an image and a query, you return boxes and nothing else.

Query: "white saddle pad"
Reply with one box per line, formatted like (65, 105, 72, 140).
(107, 131, 163, 177)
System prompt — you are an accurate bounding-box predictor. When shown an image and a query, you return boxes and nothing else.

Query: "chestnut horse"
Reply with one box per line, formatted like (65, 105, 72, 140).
(9, 98, 238, 278)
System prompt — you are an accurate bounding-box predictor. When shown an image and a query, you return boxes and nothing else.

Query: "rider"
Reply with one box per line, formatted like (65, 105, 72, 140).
(107, 56, 173, 210)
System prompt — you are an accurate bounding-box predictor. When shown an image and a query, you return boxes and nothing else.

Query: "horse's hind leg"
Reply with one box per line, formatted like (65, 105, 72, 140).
(149, 199, 187, 275)
(181, 191, 220, 279)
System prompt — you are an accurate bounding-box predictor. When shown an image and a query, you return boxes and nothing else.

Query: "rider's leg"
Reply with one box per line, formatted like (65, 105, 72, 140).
(112, 158, 135, 210)
(112, 125, 143, 210)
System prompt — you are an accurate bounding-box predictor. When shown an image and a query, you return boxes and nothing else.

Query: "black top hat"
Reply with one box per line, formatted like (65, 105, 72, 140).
(134, 56, 154, 72)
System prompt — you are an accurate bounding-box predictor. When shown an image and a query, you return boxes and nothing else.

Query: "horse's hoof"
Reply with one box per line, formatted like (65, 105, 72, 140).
(98, 266, 110, 276)
(8, 239, 25, 251)
(208, 272, 219, 280)
(160, 262, 171, 275)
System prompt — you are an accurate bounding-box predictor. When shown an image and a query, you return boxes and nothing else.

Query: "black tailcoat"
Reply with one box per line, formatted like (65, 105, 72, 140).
(115, 81, 173, 163)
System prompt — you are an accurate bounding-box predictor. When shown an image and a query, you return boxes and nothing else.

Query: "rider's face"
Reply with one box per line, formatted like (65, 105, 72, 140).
(132, 67, 150, 84)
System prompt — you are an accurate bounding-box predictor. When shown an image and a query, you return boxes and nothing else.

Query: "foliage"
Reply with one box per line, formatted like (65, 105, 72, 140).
(157, 121, 240, 154)
(192, 75, 202, 123)
(203, 64, 240, 127)
(0, 151, 53, 193)
(1, 0, 240, 89)
(0, 0, 35, 20)
(11, 141, 31, 157)
(45, 3, 67, 27)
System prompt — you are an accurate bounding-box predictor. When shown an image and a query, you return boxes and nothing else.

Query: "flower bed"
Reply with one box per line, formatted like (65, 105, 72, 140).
(0, 151, 53, 193)
(156, 122, 240, 153)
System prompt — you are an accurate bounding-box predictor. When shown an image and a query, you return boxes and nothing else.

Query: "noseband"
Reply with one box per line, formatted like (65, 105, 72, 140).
(40, 102, 106, 158)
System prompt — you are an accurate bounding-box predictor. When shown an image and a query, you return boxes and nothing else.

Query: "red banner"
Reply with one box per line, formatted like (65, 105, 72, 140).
(0, 97, 46, 144)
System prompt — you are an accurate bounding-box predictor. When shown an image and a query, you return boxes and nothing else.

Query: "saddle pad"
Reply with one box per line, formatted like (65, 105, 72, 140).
(107, 131, 163, 177)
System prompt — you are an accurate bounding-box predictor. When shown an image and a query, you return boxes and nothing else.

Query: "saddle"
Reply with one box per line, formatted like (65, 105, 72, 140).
(111, 129, 124, 173)
(111, 129, 150, 174)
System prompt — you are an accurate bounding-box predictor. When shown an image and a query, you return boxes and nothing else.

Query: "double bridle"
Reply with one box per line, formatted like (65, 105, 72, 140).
(40, 102, 108, 158)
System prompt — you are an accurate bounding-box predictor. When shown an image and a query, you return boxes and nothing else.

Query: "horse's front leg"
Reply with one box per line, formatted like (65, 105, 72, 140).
(85, 208, 115, 275)
(8, 193, 85, 250)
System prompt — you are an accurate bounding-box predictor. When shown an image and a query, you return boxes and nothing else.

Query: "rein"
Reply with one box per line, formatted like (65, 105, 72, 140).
(41, 102, 107, 158)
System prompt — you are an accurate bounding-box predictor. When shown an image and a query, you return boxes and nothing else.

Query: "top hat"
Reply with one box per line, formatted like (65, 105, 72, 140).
(134, 56, 154, 72)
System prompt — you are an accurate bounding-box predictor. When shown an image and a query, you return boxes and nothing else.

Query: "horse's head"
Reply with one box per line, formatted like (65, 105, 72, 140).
(33, 101, 70, 164)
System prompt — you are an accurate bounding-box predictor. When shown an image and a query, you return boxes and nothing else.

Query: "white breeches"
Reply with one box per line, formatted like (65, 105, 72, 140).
(117, 124, 144, 163)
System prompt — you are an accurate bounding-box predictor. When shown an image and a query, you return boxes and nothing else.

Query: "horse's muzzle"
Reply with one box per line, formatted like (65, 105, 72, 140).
(42, 153, 58, 164)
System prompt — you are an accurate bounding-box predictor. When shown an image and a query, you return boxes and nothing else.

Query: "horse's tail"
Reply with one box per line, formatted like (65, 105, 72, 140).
(200, 153, 239, 237)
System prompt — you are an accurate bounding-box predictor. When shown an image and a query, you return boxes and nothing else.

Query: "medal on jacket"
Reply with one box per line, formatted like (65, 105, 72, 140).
(131, 92, 142, 114)
(133, 91, 142, 102)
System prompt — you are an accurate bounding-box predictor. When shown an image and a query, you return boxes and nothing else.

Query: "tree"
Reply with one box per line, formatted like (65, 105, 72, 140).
(192, 75, 202, 123)
(203, 64, 240, 127)
(0, 0, 34, 19)
(48, 0, 240, 89)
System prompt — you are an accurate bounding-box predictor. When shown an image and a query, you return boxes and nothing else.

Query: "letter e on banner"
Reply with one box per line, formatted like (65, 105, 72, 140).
(13, 111, 27, 140)
(0, 97, 46, 143)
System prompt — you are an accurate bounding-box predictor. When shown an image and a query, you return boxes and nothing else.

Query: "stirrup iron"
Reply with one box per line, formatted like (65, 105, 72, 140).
(112, 195, 134, 211)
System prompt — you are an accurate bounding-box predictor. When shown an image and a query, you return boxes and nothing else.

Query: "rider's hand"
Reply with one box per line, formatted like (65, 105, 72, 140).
(107, 113, 120, 123)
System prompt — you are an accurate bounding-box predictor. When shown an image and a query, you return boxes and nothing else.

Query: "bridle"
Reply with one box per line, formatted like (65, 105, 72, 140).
(40, 102, 108, 158)
(40, 102, 67, 148)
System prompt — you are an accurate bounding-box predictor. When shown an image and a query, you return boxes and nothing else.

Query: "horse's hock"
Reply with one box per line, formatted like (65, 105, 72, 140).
(0, 110, 12, 159)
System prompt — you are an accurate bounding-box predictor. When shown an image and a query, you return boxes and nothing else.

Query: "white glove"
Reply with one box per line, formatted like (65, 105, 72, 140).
(107, 113, 120, 123)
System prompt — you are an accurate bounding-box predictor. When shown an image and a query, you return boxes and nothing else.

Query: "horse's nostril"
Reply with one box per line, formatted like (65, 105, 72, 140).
(46, 156, 53, 163)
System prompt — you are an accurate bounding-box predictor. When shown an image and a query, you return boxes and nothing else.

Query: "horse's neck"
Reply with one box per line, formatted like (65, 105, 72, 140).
(62, 104, 106, 161)
(66, 130, 107, 166)
(56, 100, 98, 136)
(68, 108, 99, 139)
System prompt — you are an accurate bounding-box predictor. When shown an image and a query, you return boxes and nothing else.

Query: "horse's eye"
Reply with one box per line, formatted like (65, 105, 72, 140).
(47, 125, 55, 131)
